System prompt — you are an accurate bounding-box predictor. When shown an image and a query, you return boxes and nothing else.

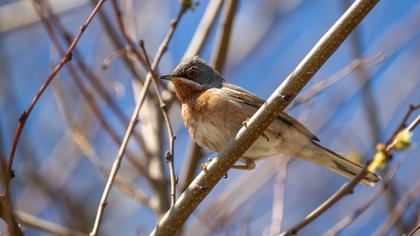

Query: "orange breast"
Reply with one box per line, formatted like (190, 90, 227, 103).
(181, 88, 250, 152)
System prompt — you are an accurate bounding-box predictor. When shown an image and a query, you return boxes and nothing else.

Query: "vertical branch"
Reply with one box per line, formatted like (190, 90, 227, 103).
(180, 0, 225, 192)
(183, 0, 224, 58)
(139, 41, 177, 206)
(269, 157, 289, 235)
(211, 0, 239, 71)
(89, 2, 191, 235)
(151, 0, 380, 235)
(0, 153, 24, 236)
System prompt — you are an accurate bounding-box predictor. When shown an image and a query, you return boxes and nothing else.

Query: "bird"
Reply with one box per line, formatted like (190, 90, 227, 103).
(160, 56, 380, 186)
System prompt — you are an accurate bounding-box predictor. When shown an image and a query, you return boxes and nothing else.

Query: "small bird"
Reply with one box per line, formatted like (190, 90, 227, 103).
(161, 56, 380, 186)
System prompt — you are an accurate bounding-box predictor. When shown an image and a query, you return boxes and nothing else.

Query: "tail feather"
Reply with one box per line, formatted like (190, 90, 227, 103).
(297, 142, 380, 186)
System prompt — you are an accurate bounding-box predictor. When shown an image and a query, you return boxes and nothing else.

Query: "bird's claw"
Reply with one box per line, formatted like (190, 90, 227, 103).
(242, 118, 250, 128)
(201, 158, 214, 173)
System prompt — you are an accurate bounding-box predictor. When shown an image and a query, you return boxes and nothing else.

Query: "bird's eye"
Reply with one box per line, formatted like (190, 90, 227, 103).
(186, 68, 198, 79)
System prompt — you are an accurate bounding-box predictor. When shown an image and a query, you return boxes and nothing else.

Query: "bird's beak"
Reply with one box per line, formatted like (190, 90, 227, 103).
(160, 75, 176, 81)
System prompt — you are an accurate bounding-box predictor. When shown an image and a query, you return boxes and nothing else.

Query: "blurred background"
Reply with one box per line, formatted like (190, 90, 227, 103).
(0, 0, 419, 235)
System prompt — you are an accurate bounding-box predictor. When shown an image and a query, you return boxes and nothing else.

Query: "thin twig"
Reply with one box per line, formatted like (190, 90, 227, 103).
(290, 52, 386, 108)
(406, 224, 420, 236)
(41, 0, 151, 158)
(89, 0, 145, 83)
(180, 0, 224, 193)
(211, 0, 239, 71)
(372, 180, 420, 236)
(325, 154, 409, 236)
(270, 158, 289, 235)
(0, 154, 24, 236)
(279, 168, 371, 236)
(89, 2, 191, 235)
(53, 81, 154, 210)
(31, 0, 150, 179)
(16, 211, 86, 236)
(184, 0, 224, 58)
(139, 40, 177, 206)
(7, 0, 106, 179)
(281, 106, 420, 236)
(151, 1, 380, 235)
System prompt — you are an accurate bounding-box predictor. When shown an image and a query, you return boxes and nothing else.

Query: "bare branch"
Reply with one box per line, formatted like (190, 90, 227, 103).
(139, 41, 177, 206)
(89, 2, 191, 234)
(325, 154, 409, 236)
(211, 0, 239, 71)
(281, 105, 420, 236)
(373, 179, 420, 236)
(7, 0, 106, 182)
(16, 211, 86, 236)
(151, 0, 380, 235)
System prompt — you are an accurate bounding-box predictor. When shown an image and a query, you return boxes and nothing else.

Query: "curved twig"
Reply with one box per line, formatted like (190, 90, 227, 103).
(7, 0, 106, 180)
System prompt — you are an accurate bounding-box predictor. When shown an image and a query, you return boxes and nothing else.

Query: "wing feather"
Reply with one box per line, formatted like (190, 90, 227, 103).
(222, 82, 320, 141)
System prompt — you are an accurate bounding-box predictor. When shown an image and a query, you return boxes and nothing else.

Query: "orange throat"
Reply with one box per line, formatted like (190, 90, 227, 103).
(172, 79, 206, 103)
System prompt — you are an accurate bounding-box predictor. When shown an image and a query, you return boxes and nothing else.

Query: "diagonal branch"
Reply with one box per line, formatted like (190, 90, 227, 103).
(139, 41, 177, 206)
(151, 0, 380, 235)
(281, 106, 420, 236)
(7, 0, 106, 181)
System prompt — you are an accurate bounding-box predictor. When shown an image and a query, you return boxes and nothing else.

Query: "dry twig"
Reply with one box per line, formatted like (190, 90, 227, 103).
(89, 2, 191, 235)
(139, 41, 177, 206)
(281, 106, 420, 236)
(151, 0, 379, 235)
(7, 0, 106, 178)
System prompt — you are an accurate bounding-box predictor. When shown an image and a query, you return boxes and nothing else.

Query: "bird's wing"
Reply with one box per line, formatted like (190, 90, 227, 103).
(222, 82, 320, 141)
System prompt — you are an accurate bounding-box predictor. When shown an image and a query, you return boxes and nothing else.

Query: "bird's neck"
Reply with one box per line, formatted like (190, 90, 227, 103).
(172, 79, 206, 103)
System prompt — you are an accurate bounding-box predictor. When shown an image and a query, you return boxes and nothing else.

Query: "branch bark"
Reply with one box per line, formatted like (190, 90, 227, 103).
(150, 0, 379, 235)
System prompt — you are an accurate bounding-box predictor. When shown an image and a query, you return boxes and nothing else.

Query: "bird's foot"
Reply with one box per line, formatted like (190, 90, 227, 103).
(200, 157, 213, 173)
(201, 158, 229, 178)
(242, 118, 250, 127)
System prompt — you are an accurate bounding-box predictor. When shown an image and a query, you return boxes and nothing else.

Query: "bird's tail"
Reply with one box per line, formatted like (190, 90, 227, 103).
(296, 142, 380, 186)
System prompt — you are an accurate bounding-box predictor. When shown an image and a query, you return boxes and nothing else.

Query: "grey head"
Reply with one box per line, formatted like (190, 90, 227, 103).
(161, 56, 225, 88)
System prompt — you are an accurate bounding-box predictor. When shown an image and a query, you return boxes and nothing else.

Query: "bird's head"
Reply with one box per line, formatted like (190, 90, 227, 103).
(160, 56, 224, 102)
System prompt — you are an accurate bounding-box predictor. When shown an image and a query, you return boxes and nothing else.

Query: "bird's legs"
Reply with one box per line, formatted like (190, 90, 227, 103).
(201, 158, 256, 173)
(231, 158, 256, 170)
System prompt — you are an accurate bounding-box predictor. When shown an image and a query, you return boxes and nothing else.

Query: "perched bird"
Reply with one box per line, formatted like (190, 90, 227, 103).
(161, 56, 380, 186)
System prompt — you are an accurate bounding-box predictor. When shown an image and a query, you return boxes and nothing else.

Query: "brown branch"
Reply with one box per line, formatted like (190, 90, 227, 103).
(89, 0, 145, 83)
(407, 224, 420, 236)
(0, 154, 24, 236)
(324, 153, 409, 236)
(151, 0, 380, 235)
(211, 0, 239, 71)
(89, 2, 191, 235)
(180, 143, 204, 192)
(184, 0, 224, 58)
(53, 82, 154, 210)
(280, 105, 420, 236)
(139, 41, 177, 206)
(40, 0, 151, 159)
(31, 0, 150, 179)
(373, 179, 420, 236)
(280, 168, 371, 236)
(16, 211, 86, 236)
(290, 52, 386, 108)
(180, 0, 224, 193)
(7, 0, 106, 180)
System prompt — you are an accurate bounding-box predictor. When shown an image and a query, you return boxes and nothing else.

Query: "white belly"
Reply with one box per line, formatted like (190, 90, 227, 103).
(188, 118, 288, 159)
